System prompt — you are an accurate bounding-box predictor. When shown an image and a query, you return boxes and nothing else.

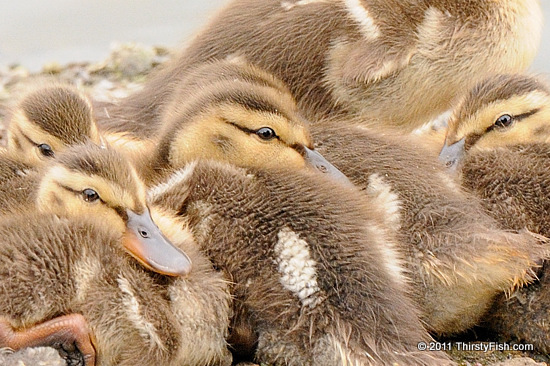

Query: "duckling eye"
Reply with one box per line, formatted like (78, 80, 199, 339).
(82, 188, 99, 203)
(38, 144, 54, 157)
(256, 127, 277, 141)
(494, 114, 513, 128)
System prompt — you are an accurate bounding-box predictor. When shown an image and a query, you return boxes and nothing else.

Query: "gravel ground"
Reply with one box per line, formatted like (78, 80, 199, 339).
(0, 43, 547, 366)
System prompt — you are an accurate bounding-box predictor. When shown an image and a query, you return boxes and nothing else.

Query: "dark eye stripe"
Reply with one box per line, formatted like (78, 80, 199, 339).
(485, 108, 540, 133)
(58, 183, 105, 205)
(225, 120, 280, 141)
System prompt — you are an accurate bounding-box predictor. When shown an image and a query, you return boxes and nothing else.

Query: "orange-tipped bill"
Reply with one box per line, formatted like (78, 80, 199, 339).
(123, 209, 192, 276)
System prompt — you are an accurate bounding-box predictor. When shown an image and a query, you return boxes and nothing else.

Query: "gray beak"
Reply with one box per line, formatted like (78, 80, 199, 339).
(303, 146, 355, 187)
(123, 209, 192, 277)
(439, 137, 466, 171)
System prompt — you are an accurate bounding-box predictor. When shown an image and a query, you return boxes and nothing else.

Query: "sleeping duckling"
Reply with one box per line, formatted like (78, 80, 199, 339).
(148, 160, 453, 365)
(438, 73, 550, 353)
(110, 58, 348, 185)
(309, 120, 548, 336)
(6, 84, 103, 165)
(0, 143, 211, 366)
(106, 0, 542, 130)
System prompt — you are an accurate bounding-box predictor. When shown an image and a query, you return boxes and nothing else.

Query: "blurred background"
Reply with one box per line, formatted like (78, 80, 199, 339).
(0, 0, 548, 73)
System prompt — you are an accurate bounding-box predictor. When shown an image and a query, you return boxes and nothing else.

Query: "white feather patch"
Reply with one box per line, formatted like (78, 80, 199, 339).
(147, 162, 197, 201)
(366, 223, 407, 287)
(344, 0, 381, 40)
(274, 227, 321, 308)
(281, 0, 325, 11)
(366, 173, 401, 229)
(117, 276, 165, 351)
(73, 257, 101, 303)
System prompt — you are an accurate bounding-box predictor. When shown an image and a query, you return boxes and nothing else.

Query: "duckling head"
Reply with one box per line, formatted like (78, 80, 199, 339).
(7, 85, 103, 166)
(439, 74, 550, 170)
(152, 74, 350, 184)
(35, 143, 192, 277)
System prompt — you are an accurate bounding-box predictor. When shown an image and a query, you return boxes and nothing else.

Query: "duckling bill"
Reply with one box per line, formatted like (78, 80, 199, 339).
(123, 208, 191, 276)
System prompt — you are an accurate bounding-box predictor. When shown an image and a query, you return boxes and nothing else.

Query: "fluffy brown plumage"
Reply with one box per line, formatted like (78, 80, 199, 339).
(0, 144, 229, 366)
(102, 0, 541, 131)
(148, 160, 454, 366)
(0, 213, 231, 366)
(310, 121, 547, 336)
(440, 74, 550, 353)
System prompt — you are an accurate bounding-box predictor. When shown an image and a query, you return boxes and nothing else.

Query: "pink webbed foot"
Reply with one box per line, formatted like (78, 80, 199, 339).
(0, 313, 96, 366)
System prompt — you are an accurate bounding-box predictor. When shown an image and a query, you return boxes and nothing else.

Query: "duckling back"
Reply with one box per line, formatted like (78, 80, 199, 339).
(311, 121, 548, 335)
(149, 160, 452, 365)
(0, 211, 231, 366)
(106, 0, 542, 130)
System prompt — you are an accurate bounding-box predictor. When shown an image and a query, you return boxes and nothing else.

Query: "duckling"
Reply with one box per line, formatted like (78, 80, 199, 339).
(438, 73, 550, 353)
(103, 0, 542, 131)
(0, 143, 234, 366)
(148, 159, 453, 365)
(5, 83, 103, 165)
(439, 73, 550, 169)
(308, 120, 548, 336)
(112, 58, 348, 186)
(0, 83, 101, 183)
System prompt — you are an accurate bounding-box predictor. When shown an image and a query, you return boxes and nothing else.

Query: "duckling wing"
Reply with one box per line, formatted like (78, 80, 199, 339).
(338, 39, 415, 84)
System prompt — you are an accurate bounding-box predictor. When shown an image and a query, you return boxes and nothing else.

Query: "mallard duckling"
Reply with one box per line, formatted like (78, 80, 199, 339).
(6, 84, 103, 165)
(105, 0, 542, 131)
(438, 74, 550, 353)
(107, 58, 348, 185)
(0, 143, 200, 365)
(148, 160, 453, 365)
(439, 73, 550, 169)
(309, 121, 548, 336)
(0, 83, 101, 183)
(0, 210, 231, 366)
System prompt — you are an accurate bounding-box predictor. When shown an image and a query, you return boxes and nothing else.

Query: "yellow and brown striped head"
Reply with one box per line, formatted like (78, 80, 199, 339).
(36, 143, 192, 277)
(7, 84, 103, 166)
(151, 59, 350, 185)
(440, 74, 550, 169)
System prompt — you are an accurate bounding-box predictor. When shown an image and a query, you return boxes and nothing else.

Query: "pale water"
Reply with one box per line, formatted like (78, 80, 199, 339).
(1, 0, 549, 73)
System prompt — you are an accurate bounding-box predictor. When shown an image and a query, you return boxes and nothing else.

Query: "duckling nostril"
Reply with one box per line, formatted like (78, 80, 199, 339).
(138, 228, 150, 238)
(316, 164, 328, 173)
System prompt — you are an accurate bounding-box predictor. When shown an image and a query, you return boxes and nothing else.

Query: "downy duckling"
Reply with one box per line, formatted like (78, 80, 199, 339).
(439, 73, 550, 170)
(6, 83, 103, 165)
(148, 160, 453, 365)
(439, 73, 550, 353)
(112, 58, 348, 186)
(0, 83, 103, 183)
(310, 121, 548, 336)
(0, 143, 211, 366)
(105, 0, 542, 131)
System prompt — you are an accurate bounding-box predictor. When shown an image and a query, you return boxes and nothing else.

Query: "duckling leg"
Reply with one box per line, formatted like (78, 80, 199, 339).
(0, 313, 95, 366)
